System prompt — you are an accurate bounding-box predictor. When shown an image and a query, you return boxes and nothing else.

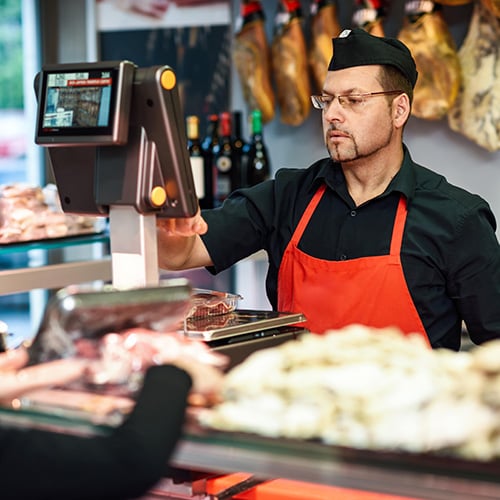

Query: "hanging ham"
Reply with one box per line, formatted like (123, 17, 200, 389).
(233, 1, 276, 124)
(480, 0, 500, 17)
(398, 1, 461, 120)
(308, 0, 342, 94)
(448, 1, 500, 152)
(352, 0, 386, 37)
(433, 0, 472, 4)
(271, 0, 312, 126)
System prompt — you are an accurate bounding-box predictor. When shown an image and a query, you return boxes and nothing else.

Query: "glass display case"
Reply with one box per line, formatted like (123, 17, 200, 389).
(0, 402, 498, 500)
(0, 232, 111, 295)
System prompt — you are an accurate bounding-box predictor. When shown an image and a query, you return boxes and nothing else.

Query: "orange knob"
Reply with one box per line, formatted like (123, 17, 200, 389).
(160, 69, 176, 90)
(150, 186, 167, 207)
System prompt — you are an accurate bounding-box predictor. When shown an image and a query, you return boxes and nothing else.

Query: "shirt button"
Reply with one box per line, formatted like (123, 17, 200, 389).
(340, 254, 347, 260)
(350, 210, 357, 217)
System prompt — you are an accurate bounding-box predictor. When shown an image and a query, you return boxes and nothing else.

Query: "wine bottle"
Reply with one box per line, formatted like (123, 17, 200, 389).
(231, 110, 246, 190)
(186, 115, 205, 204)
(200, 114, 219, 209)
(245, 109, 271, 187)
(213, 111, 235, 207)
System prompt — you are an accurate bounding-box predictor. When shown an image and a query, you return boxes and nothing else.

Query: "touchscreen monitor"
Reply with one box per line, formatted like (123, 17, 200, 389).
(35, 60, 134, 146)
(33, 61, 198, 218)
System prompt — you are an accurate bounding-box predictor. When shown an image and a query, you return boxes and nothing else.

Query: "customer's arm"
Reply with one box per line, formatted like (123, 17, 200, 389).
(0, 355, 223, 500)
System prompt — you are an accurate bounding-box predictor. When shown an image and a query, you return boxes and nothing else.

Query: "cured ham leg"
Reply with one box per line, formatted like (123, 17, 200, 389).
(233, 1, 276, 124)
(398, 1, 461, 120)
(352, 0, 386, 37)
(448, 1, 500, 152)
(308, 0, 342, 93)
(271, 0, 311, 126)
(480, 0, 500, 18)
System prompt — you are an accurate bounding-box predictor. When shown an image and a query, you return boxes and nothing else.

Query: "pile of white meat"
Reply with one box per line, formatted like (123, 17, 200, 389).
(200, 324, 500, 461)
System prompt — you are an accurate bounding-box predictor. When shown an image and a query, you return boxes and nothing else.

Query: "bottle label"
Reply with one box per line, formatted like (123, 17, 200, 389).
(216, 156, 232, 173)
(190, 156, 205, 199)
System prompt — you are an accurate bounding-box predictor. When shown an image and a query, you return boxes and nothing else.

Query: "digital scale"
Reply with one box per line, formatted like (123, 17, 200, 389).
(33, 60, 308, 366)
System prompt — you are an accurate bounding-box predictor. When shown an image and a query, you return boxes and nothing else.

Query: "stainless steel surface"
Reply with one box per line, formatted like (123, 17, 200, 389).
(172, 432, 500, 500)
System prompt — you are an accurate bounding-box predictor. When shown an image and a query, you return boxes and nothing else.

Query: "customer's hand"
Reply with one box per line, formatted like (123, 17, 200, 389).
(0, 347, 87, 400)
(94, 329, 227, 405)
(122, 328, 229, 402)
(170, 353, 226, 406)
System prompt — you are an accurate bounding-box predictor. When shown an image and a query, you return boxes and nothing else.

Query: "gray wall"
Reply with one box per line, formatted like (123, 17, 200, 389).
(230, 0, 500, 230)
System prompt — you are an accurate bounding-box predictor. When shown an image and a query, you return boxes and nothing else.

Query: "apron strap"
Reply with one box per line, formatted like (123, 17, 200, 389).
(390, 196, 408, 256)
(290, 184, 327, 245)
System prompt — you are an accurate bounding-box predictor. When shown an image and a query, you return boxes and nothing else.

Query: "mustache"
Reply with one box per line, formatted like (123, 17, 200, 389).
(326, 125, 351, 137)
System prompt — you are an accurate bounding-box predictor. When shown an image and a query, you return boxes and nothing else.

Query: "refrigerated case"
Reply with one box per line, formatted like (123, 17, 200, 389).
(0, 401, 498, 500)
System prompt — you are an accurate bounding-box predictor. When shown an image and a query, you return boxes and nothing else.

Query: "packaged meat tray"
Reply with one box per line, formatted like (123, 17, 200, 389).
(186, 289, 242, 320)
(3, 279, 226, 426)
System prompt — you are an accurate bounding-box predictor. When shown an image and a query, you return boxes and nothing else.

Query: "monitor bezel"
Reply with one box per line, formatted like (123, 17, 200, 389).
(35, 60, 135, 146)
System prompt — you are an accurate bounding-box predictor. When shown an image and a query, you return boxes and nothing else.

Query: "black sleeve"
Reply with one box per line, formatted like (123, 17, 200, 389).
(448, 203, 500, 345)
(0, 365, 192, 500)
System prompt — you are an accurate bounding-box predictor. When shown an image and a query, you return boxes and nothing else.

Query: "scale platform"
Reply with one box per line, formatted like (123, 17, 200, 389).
(185, 310, 308, 369)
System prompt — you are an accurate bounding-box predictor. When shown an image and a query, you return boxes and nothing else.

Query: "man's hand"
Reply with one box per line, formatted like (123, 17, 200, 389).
(156, 209, 208, 237)
(156, 209, 212, 270)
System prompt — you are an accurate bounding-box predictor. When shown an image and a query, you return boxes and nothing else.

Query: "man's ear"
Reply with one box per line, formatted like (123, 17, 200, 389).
(393, 93, 411, 127)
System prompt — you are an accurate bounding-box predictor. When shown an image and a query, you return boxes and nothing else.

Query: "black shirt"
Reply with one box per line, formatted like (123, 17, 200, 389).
(202, 146, 500, 350)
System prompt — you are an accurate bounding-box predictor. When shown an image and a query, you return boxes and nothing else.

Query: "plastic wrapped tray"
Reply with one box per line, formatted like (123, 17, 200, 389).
(28, 278, 193, 365)
(186, 289, 242, 320)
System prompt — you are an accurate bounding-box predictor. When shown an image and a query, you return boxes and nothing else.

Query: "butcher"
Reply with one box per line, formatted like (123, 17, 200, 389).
(157, 28, 500, 351)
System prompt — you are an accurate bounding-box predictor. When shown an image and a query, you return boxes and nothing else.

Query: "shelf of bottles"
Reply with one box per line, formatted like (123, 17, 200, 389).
(186, 109, 271, 210)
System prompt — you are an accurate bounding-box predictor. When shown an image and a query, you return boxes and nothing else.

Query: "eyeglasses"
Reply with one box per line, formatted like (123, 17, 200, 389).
(311, 91, 404, 111)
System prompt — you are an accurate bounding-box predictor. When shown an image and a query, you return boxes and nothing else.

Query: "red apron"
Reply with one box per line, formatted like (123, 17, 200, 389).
(278, 184, 429, 344)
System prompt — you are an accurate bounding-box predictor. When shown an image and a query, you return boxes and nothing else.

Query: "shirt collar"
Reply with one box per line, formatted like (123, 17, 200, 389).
(315, 144, 417, 203)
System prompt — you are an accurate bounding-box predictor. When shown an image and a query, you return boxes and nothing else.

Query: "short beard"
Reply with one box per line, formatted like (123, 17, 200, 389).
(326, 123, 394, 163)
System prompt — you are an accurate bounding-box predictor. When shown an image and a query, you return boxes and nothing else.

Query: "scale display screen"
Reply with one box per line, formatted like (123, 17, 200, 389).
(35, 61, 134, 145)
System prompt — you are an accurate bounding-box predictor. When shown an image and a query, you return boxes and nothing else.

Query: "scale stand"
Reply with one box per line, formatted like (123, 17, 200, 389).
(108, 205, 160, 290)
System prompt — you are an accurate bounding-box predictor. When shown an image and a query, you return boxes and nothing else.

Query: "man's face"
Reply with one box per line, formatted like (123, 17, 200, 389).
(320, 65, 398, 163)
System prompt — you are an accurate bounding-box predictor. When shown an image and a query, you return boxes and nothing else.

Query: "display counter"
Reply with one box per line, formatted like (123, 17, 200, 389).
(0, 403, 498, 500)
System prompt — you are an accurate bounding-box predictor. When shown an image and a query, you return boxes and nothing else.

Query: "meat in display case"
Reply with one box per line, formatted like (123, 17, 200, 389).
(2, 289, 500, 498)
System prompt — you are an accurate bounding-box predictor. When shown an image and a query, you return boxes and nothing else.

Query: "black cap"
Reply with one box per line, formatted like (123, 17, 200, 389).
(328, 28, 418, 88)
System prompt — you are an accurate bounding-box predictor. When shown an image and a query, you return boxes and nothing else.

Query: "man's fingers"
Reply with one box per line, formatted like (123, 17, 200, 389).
(157, 214, 208, 236)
